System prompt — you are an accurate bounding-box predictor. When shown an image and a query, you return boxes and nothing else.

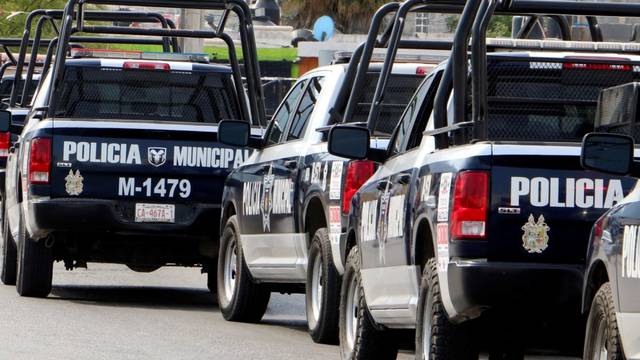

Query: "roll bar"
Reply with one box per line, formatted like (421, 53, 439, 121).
(46, 0, 265, 126)
(342, 0, 576, 141)
(9, 10, 179, 108)
(356, 0, 640, 149)
(462, 0, 640, 146)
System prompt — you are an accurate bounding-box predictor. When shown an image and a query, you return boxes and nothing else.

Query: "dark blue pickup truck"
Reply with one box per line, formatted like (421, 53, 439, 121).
(326, 0, 640, 356)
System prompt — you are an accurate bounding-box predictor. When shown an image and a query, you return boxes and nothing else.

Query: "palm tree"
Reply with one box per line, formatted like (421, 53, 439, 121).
(281, 0, 391, 34)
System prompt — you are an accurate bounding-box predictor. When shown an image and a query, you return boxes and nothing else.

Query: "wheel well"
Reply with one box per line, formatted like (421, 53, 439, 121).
(220, 202, 236, 237)
(584, 260, 609, 313)
(414, 219, 435, 270)
(304, 197, 326, 240)
(346, 229, 356, 255)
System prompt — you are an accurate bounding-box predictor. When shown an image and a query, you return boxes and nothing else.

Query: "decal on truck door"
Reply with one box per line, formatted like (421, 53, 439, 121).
(623, 225, 640, 279)
(242, 165, 294, 232)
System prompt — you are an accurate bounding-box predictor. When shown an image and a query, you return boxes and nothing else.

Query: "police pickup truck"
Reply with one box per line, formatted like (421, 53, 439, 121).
(215, 62, 427, 343)
(580, 84, 640, 360)
(0, 46, 261, 297)
(328, 7, 640, 359)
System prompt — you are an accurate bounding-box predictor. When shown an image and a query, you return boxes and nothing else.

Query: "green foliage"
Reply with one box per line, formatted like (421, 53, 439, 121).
(0, 0, 68, 38)
(97, 44, 298, 62)
(445, 15, 513, 38)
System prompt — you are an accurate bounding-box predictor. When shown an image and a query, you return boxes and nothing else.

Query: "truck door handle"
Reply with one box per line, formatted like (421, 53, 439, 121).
(284, 160, 298, 170)
(397, 174, 411, 185)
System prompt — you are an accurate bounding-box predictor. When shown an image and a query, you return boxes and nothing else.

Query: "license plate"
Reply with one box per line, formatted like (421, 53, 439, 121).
(135, 203, 175, 223)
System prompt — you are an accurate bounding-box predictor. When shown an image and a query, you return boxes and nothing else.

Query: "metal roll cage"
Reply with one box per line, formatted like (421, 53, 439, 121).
(46, 0, 264, 126)
(345, 0, 640, 148)
(8, 10, 180, 108)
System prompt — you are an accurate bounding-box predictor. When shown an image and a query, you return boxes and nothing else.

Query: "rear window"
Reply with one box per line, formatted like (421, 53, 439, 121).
(485, 56, 638, 142)
(0, 78, 39, 103)
(53, 66, 241, 123)
(349, 72, 424, 136)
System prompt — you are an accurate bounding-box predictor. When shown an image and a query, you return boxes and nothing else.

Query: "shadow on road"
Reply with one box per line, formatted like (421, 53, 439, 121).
(259, 317, 309, 334)
(50, 285, 218, 311)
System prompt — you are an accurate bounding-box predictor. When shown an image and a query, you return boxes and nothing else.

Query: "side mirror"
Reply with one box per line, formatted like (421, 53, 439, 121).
(0, 110, 11, 132)
(581, 133, 634, 176)
(218, 120, 250, 147)
(328, 125, 370, 160)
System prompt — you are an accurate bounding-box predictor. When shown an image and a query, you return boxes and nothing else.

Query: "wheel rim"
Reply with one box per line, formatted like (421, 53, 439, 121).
(310, 252, 323, 323)
(594, 316, 609, 360)
(222, 239, 237, 303)
(345, 272, 359, 351)
(422, 289, 435, 359)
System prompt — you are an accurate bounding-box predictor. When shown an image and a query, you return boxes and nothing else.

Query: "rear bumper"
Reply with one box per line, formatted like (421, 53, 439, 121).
(27, 198, 220, 239)
(446, 259, 584, 320)
(617, 312, 640, 360)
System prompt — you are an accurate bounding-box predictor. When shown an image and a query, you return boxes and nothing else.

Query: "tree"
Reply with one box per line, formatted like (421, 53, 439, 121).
(281, 0, 390, 34)
(0, 0, 68, 38)
(446, 15, 513, 38)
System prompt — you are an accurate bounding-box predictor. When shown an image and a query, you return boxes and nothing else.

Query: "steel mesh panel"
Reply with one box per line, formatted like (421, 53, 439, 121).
(349, 73, 423, 136)
(485, 57, 639, 142)
(595, 83, 640, 142)
(54, 67, 241, 123)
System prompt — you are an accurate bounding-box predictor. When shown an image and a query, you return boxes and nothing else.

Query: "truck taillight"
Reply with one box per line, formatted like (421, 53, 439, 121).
(123, 61, 170, 71)
(563, 63, 632, 71)
(28, 138, 51, 185)
(451, 171, 489, 240)
(0, 132, 10, 157)
(416, 66, 431, 75)
(593, 216, 605, 240)
(563, 57, 632, 71)
(343, 160, 375, 214)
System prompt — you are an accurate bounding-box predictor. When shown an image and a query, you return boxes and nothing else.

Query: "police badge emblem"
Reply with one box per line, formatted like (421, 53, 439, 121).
(522, 214, 550, 253)
(65, 169, 84, 196)
(147, 147, 167, 167)
(260, 165, 275, 232)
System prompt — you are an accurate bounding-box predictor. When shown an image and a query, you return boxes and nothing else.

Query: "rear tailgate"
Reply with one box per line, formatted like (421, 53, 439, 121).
(488, 143, 637, 263)
(50, 121, 250, 205)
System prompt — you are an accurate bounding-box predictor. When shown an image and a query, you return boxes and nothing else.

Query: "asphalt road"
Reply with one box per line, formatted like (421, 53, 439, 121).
(0, 263, 580, 360)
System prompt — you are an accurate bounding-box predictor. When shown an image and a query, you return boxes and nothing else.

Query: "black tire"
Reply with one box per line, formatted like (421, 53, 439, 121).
(305, 228, 340, 344)
(584, 282, 623, 360)
(216, 216, 270, 322)
(16, 215, 53, 298)
(416, 258, 477, 360)
(1, 199, 17, 285)
(339, 246, 398, 360)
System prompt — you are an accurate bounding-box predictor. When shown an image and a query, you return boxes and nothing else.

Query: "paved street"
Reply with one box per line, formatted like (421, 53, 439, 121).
(0, 263, 579, 359)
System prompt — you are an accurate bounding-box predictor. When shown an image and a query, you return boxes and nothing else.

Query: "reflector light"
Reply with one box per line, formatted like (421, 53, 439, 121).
(343, 161, 376, 214)
(28, 137, 51, 185)
(451, 171, 489, 240)
(0, 132, 10, 158)
(123, 61, 170, 71)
